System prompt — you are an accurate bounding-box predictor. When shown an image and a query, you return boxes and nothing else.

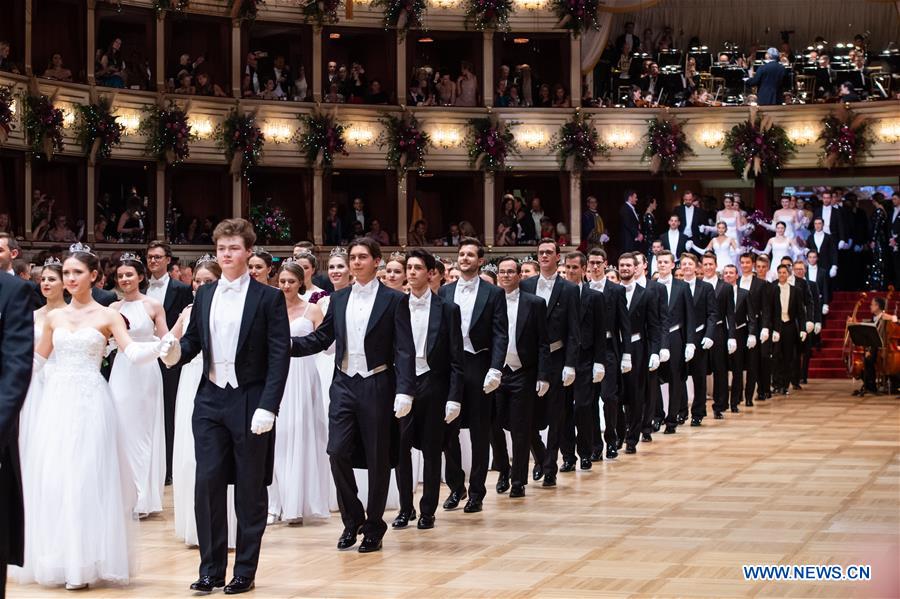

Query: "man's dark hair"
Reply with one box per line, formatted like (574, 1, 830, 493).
(348, 237, 382, 260)
(407, 248, 436, 271)
(588, 247, 608, 260)
(497, 256, 520, 273)
(873, 296, 886, 310)
(538, 238, 560, 255)
(459, 236, 484, 258)
(147, 239, 173, 258)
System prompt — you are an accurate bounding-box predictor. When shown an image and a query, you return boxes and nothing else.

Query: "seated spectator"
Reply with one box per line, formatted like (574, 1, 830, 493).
(125, 50, 152, 91)
(365, 79, 389, 104)
(409, 82, 429, 106)
(838, 81, 860, 103)
(94, 216, 109, 243)
(271, 55, 293, 99)
(495, 80, 510, 107)
(169, 53, 202, 88)
(0, 212, 11, 233)
(47, 215, 77, 243)
(552, 83, 570, 107)
(445, 223, 461, 247)
(324, 203, 343, 245)
(0, 41, 20, 74)
(324, 82, 344, 103)
(174, 71, 194, 95)
(195, 72, 227, 97)
(459, 220, 477, 239)
(294, 65, 309, 101)
(349, 63, 367, 102)
(351, 220, 365, 239)
(496, 214, 517, 246)
(408, 219, 428, 246)
(243, 52, 262, 97)
(42, 52, 73, 82)
(241, 74, 257, 98)
(261, 78, 284, 100)
(436, 73, 456, 106)
(507, 85, 522, 107)
(539, 216, 556, 240)
(556, 222, 569, 246)
(536, 83, 552, 107)
(96, 38, 126, 88)
(366, 219, 390, 245)
(117, 196, 145, 243)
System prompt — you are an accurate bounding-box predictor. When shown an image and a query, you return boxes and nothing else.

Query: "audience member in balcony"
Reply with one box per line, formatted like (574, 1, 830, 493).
(271, 55, 293, 99)
(0, 212, 11, 234)
(46, 215, 78, 243)
(745, 48, 787, 106)
(0, 40, 20, 74)
(656, 26, 674, 52)
(556, 222, 569, 246)
(436, 73, 456, 106)
(169, 53, 203, 84)
(323, 203, 344, 245)
(244, 51, 262, 97)
(517, 209, 536, 245)
(408, 220, 428, 247)
(552, 84, 570, 108)
(324, 82, 344, 103)
(261, 78, 284, 100)
(409, 82, 430, 106)
(94, 216, 109, 243)
(195, 72, 227, 98)
(838, 81, 861, 103)
(366, 79, 389, 104)
(42, 53, 73, 82)
(445, 223, 461, 247)
(456, 61, 478, 107)
(518, 65, 533, 106)
(536, 84, 553, 108)
(367, 219, 390, 245)
(639, 62, 660, 97)
(295, 65, 309, 101)
(506, 85, 522, 107)
(346, 197, 369, 234)
(494, 80, 510, 107)
(496, 217, 517, 247)
(96, 38, 126, 88)
(615, 21, 641, 60)
(539, 217, 556, 241)
(125, 50, 152, 91)
(117, 196, 146, 243)
(174, 71, 194, 95)
(459, 220, 477, 240)
(326, 61, 338, 85)
(349, 63, 367, 102)
(241, 74, 257, 99)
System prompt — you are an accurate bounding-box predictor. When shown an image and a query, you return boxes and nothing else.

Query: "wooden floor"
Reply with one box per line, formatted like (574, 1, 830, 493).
(9, 379, 900, 598)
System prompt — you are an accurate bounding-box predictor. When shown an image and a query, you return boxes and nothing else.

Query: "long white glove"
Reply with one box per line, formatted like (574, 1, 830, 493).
(685, 343, 695, 362)
(805, 321, 814, 334)
(838, 240, 849, 251)
(814, 322, 822, 335)
(104, 338, 118, 358)
(482, 368, 502, 394)
(829, 265, 838, 278)
(592, 363, 605, 383)
(659, 348, 670, 363)
(250, 408, 275, 434)
(747, 334, 757, 349)
(772, 331, 781, 343)
(444, 401, 461, 423)
(123, 340, 163, 365)
(648, 354, 660, 372)
(536, 380, 550, 397)
(701, 337, 714, 350)
(393, 394, 413, 418)
(160, 332, 181, 367)
(760, 328, 770, 343)
(562, 366, 576, 387)
(33, 352, 47, 375)
(620, 353, 632, 373)
(823, 304, 830, 315)
(685, 239, 695, 250)
(800, 331, 808, 342)
(727, 338, 737, 354)
(599, 233, 610, 244)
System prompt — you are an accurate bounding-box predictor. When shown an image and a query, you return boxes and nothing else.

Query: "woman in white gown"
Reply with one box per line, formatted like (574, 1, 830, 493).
(248, 247, 273, 285)
(108, 254, 168, 518)
(268, 261, 330, 524)
(762, 195, 803, 241)
(763, 221, 800, 278)
(169, 256, 238, 548)
(705, 195, 746, 244)
(383, 252, 406, 292)
(294, 249, 324, 302)
(691, 222, 739, 272)
(14, 246, 168, 590)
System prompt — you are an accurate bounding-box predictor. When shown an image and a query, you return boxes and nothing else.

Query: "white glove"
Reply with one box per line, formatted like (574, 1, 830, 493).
(760, 328, 770, 343)
(482, 368, 502, 394)
(250, 408, 276, 434)
(104, 338, 118, 358)
(536, 380, 550, 397)
(592, 363, 605, 383)
(838, 241, 849, 250)
(123, 340, 162, 365)
(684, 343, 695, 362)
(599, 233, 610, 244)
(659, 348, 670, 363)
(444, 401, 461, 423)
(393, 394, 413, 418)
(804, 321, 813, 334)
(814, 323, 822, 335)
(620, 353, 632, 373)
(747, 334, 757, 349)
(701, 337, 714, 350)
(800, 331, 808, 342)
(727, 338, 737, 354)
(648, 354, 660, 371)
(33, 352, 47, 374)
(772, 331, 781, 343)
(562, 366, 576, 387)
(829, 265, 837, 278)
(822, 304, 829, 315)
(160, 334, 182, 367)
(686, 239, 695, 250)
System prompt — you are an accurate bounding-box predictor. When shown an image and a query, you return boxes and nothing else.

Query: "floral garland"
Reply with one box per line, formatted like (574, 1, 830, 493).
(550, 0, 600, 37)
(464, 0, 514, 31)
(466, 116, 518, 172)
(551, 112, 608, 173)
(74, 98, 124, 165)
(297, 111, 348, 169)
(0, 85, 14, 144)
(301, 0, 340, 26)
(641, 116, 694, 175)
(372, 0, 426, 35)
(215, 109, 264, 183)
(722, 115, 796, 180)
(377, 112, 430, 174)
(818, 106, 873, 169)
(138, 102, 195, 165)
(153, 0, 189, 16)
(308, 289, 329, 304)
(22, 94, 64, 160)
(249, 198, 291, 243)
(230, 0, 265, 21)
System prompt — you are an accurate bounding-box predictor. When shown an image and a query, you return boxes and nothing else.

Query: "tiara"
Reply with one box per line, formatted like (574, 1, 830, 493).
(329, 247, 348, 258)
(294, 248, 315, 260)
(389, 251, 406, 262)
(251, 246, 268, 256)
(518, 255, 536, 264)
(120, 251, 142, 263)
(195, 253, 217, 266)
(69, 242, 96, 256)
(481, 263, 498, 274)
(377, 259, 386, 269)
(43, 256, 61, 266)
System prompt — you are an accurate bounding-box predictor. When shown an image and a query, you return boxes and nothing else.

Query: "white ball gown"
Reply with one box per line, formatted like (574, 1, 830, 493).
(172, 309, 238, 547)
(18, 319, 54, 460)
(13, 328, 136, 587)
(268, 307, 331, 522)
(108, 300, 166, 515)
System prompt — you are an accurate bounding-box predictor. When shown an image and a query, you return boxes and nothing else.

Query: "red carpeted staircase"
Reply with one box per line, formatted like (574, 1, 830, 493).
(808, 290, 887, 379)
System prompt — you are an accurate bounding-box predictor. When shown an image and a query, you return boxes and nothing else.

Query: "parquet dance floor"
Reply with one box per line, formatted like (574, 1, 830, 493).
(9, 379, 900, 598)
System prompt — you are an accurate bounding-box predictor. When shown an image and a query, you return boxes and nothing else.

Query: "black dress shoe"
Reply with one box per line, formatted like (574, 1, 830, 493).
(799, 379, 808, 385)
(590, 449, 604, 462)
(625, 443, 637, 454)
(190, 576, 226, 593)
(165, 475, 173, 486)
(417, 514, 435, 529)
(442, 489, 467, 510)
(463, 498, 483, 513)
(690, 418, 702, 426)
(337, 526, 361, 550)
(580, 457, 592, 470)
(509, 483, 525, 498)
(792, 384, 802, 391)
(560, 460, 576, 473)
(676, 415, 686, 425)
(663, 424, 676, 434)
(606, 444, 618, 459)
(223, 576, 255, 595)
(756, 394, 767, 402)
(358, 536, 383, 553)
(651, 418, 662, 432)
(641, 432, 652, 442)
(542, 473, 557, 487)
(744, 398, 754, 407)
(391, 509, 416, 528)
(730, 406, 740, 413)
(532, 464, 544, 481)
(496, 472, 510, 494)
(714, 411, 724, 420)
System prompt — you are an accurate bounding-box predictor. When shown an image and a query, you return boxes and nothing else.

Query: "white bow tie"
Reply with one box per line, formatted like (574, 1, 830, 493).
(458, 279, 477, 292)
(149, 278, 166, 288)
(658, 277, 672, 285)
(625, 283, 635, 293)
(218, 278, 242, 293)
(353, 282, 377, 296)
(409, 294, 429, 308)
(538, 277, 555, 289)
(506, 289, 520, 301)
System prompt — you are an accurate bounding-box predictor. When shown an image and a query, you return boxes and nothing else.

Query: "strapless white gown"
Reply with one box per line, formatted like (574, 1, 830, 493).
(19, 320, 54, 463)
(719, 215, 739, 242)
(13, 328, 136, 587)
(711, 238, 736, 272)
(109, 300, 165, 515)
(765, 238, 796, 278)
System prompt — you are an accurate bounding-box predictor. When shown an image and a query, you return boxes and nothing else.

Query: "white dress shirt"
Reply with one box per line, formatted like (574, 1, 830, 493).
(504, 289, 522, 370)
(892, 206, 900, 225)
(822, 205, 833, 234)
(658, 276, 672, 304)
(355, 210, 366, 227)
(808, 264, 819, 282)
(667, 229, 680, 253)
(589, 278, 606, 293)
(779, 282, 791, 322)
(684, 276, 696, 297)
(637, 275, 647, 288)
(454, 275, 480, 354)
(209, 272, 251, 388)
(536, 273, 557, 305)
(624, 282, 636, 308)
(409, 289, 432, 376)
(739, 273, 754, 291)
(683, 205, 694, 236)
(147, 272, 169, 304)
(702, 276, 719, 288)
(813, 230, 825, 251)
(342, 278, 381, 376)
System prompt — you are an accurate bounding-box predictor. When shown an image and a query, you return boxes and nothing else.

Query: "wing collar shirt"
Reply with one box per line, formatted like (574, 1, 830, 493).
(536, 273, 557, 305)
(454, 275, 480, 354)
(505, 289, 522, 370)
(408, 289, 432, 376)
(147, 272, 169, 303)
(342, 277, 381, 376)
(209, 272, 251, 388)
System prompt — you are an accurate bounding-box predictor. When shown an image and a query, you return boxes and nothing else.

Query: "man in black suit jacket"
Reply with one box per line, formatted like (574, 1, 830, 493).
(745, 48, 786, 105)
(290, 237, 415, 552)
(701, 253, 732, 419)
(807, 218, 839, 284)
(614, 21, 640, 57)
(679, 253, 717, 426)
(889, 193, 900, 289)
(659, 214, 689, 257)
(794, 260, 822, 385)
(587, 249, 631, 460)
(674, 191, 705, 246)
(161, 219, 290, 592)
(655, 251, 694, 433)
(146, 240, 193, 483)
(810, 192, 845, 244)
(619, 190, 643, 254)
(439, 237, 508, 514)
(770, 263, 808, 395)
(0, 272, 33, 594)
(722, 265, 757, 412)
(91, 285, 118, 306)
(520, 239, 579, 486)
(491, 257, 550, 498)
(392, 249, 463, 530)
(738, 253, 767, 407)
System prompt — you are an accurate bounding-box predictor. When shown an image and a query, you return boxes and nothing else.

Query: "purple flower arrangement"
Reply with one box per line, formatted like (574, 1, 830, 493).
(374, 0, 426, 35)
(464, 0, 514, 31)
(378, 112, 430, 173)
(308, 290, 330, 304)
(301, 0, 340, 26)
(139, 102, 195, 165)
(23, 94, 64, 160)
(74, 98, 124, 164)
(250, 198, 292, 244)
(553, 112, 608, 173)
(216, 109, 265, 183)
(641, 116, 694, 175)
(819, 107, 872, 169)
(550, 0, 600, 37)
(466, 117, 518, 172)
(298, 112, 349, 170)
(722, 116, 796, 180)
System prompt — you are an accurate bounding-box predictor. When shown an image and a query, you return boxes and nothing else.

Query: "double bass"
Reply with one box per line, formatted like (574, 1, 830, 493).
(843, 291, 900, 382)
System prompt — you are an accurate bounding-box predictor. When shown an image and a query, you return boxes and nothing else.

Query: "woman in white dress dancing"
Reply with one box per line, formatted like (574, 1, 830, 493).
(108, 254, 168, 518)
(691, 222, 739, 272)
(15, 246, 169, 590)
(267, 261, 330, 524)
(761, 195, 803, 241)
(763, 221, 800, 278)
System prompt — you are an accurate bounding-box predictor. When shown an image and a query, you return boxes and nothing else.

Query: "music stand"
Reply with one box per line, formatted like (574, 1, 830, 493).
(848, 323, 881, 348)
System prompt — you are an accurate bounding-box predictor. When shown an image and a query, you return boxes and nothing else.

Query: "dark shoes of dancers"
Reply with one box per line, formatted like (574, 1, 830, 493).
(189, 575, 225, 593)
(590, 448, 604, 462)
(714, 411, 724, 419)
(417, 514, 436, 529)
(223, 576, 255, 595)
(532, 464, 543, 481)
(337, 525, 382, 553)
(442, 489, 467, 510)
(559, 460, 576, 473)
(542, 473, 557, 487)
(606, 444, 618, 459)
(509, 483, 525, 498)
(495, 472, 510, 494)
(641, 432, 652, 442)
(663, 424, 676, 434)
(463, 498, 483, 513)
(391, 509, 417, 529)
(690, 417, 702, 427)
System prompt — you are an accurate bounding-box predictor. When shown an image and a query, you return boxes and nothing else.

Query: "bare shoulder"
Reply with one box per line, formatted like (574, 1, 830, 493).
(305, 301, 323, 320)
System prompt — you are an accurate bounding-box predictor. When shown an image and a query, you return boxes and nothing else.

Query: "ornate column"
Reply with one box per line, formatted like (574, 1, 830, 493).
(232, 174, 242, 219)
(397, 173, 407, 246)
(86, 164, 96, 241)
(312, 27, 323, 103)
(569, 32, 582, 108)
(312, 167, 324, 245)
(482, 30, 494, 107)
(483, 172, 494, 245)
(569, 171, 581, 246)
(155, 13, 166, 90)
(155, 162, 165, 240)
(86, 0, 96, 85)
(396, 31, 407, 106)
(24, 0, 32, 76)
(231, 19, 242, 98)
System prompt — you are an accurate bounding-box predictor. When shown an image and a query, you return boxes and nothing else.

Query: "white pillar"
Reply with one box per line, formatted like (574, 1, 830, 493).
(397, 173, 407, 246)
(570, 33, 582, 108)
(483, 172, 494, 245)
(482, 31, 493, 107)
(313, 167, 323, 245)
(155, 13, 166, 90)
(569, 172, 581, 247)
(155, 163, 166, 240)
(396, 32, 407, 106)
(312, 27, 323, 103)
(231, 20, 242, 98)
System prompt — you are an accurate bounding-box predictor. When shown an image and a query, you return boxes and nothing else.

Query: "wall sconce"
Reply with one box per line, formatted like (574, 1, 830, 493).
(517, 127, 546, 150)
(604, 127, 636, 150)
(116, 111, 141, 136)
(429, 0, 460, 8)
(697, 127, 725, 149)
(346, 123, 375, 147)
(514, 0, 547, 9)
(9, 97, 17, 117)
(58, 103, 76, 129)
(432, 126, 462, 149)
(263, 121, 295, 144)
(876, 119, 900, 143)
(787, 123, 818, 146)
(189, 116, 214, 140)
